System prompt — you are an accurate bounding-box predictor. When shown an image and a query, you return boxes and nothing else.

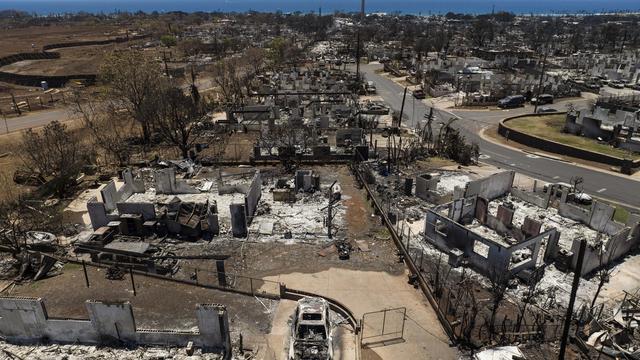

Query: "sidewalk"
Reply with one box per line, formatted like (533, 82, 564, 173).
(478, 126, 640, 184)
(264, 268, 458, 360)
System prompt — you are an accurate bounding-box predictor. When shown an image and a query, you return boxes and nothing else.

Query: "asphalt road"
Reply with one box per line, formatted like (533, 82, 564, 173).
(3, 66, 638, 208)
(1, 108, 76, 134)
(359, 63, 640, 210)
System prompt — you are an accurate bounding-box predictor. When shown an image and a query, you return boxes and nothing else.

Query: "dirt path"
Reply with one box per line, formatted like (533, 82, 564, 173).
(336, 166, 375, 238)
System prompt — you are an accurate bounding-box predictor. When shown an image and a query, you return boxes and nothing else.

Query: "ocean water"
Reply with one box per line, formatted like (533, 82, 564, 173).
(0, 0, 639, 15)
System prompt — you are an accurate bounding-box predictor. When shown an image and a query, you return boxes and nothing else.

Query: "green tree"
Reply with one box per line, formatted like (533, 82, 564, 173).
(160, 34, 177, 47)
(268, 37, 300, 67)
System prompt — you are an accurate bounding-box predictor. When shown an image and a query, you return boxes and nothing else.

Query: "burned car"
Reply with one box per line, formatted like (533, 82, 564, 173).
(289, 297, 333, 360)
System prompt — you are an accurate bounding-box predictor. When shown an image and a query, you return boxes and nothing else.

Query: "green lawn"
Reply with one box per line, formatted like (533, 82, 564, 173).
(614, 206, 630, 224)
(507, 114, 640, 160)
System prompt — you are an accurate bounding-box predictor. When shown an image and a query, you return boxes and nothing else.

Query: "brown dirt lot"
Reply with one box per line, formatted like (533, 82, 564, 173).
(6, 264, 276, 335)
(1, 43, 127, 76)
(0, 24, 124, 57)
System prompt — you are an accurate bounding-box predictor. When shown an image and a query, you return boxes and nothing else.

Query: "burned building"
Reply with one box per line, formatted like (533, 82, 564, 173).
(86, 167, 262, 239)
(423, 171, 640, 280)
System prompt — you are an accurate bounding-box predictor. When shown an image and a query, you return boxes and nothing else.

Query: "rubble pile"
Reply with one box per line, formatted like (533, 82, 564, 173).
(0, 343, 223, 360)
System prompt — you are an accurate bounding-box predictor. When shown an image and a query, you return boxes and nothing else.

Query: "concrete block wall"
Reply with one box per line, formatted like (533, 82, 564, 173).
(116, 203, 156, 221)
(415, 174, 440, 202)
(87, 169, 152, 229)
(0, 297, 230, 352)
(86, 300, 136, 342)
(507, 230, 551, 274)
(244, 171, 262, 226)
(196, 304, 230, 350)
(207, 203, 220, 236)
(511, 187, 550, 209)
(572, 227, 635, 276)
(544, 231, 562, 261)
(425, 201, 550, 280)
(218, 183, 249, 195)
(230, 203, 247, 238)
(122, 169, 145, 193)
(0, 297, 96, 343)
(100, 181, 120, 212)
(558, 202, 591, 224)
(448, 198, 465, 223)
(557, 200, 639, 276)
(424, 210, 512, 278)
(464, 171, 515, 201)
(295, 170, 313, 192)
(522, 217, 543, 238)
(589, 201, 616, 232)
(101, 171, 144, 212)
(154, 168, 199, 195)
(87, 198, 113, 230)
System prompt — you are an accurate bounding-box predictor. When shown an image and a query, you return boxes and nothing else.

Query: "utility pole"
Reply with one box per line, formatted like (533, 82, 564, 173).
(317, 7, 322, 41)
(356, 32, 361, 84)
(397, 87, 408, 168)
(161, 51, 170, 77)
(398, 87, 408, 129)
(355, 0, 364, 85)
(387, 135, 391, 175)
(559, 238, 587, 360)
(534, 44, 549, 114)
(10, 92, 21, 116)
(326, 181, 338, 239)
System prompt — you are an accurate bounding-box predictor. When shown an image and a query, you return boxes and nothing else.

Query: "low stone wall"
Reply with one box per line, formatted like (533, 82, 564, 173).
(42, 34, 150, 51)
(498, 113, 640, 171)
(0, 297, 230, 353)
(0, 52, 60, 67)
(0, 34, 150, 88)
(0, 71, 96, 88)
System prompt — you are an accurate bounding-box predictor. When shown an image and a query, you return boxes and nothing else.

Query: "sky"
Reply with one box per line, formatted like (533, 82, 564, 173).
(1, 0, 639, 15)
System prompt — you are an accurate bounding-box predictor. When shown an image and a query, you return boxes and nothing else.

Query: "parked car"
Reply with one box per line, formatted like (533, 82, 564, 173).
(412, 88, 426, 99)
(609, 81, 625, 89)
(573, 192, 593, 205)
(288, 297, 333, 360)
(543, 182, 592, 204)
(365, 81, 377, 94)
(536, 107, 559, 113)
(361, 103, 389, 115)
(543, 182, 593, 204)
(586, 83, 601, 90)
(497, 95, 525, 108)
(531, 94, 554, 105)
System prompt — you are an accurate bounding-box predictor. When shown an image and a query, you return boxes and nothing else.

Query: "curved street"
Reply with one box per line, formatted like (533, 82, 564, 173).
(359, 63, 640, 209)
